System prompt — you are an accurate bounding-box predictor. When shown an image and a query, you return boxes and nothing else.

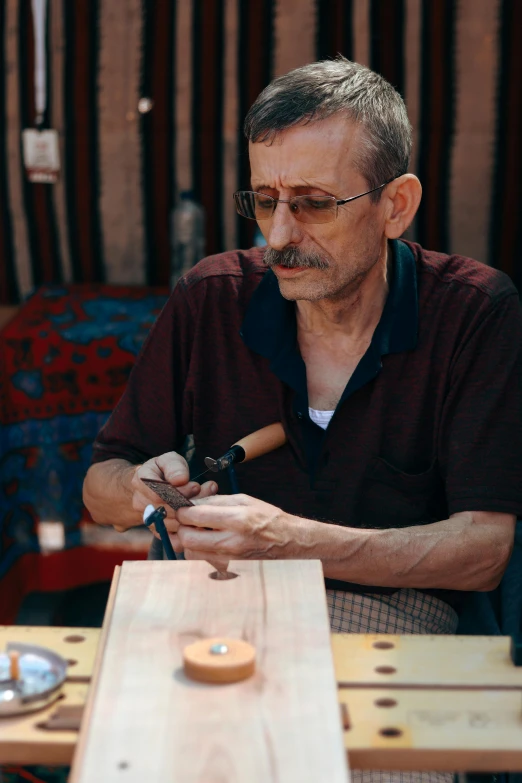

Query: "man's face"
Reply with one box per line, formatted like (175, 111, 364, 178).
(249, 116, 389, 302)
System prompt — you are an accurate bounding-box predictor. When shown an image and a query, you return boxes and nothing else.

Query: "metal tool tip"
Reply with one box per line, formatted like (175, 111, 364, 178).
(204, 457, 219, 472)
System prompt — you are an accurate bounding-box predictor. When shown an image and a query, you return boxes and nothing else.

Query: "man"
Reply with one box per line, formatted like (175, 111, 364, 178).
(85, 57, 521, 654)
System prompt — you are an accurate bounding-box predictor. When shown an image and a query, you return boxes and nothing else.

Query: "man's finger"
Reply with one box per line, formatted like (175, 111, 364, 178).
(177, 525, 230, 550)
(189, 493, 252, 507)
(162, 517, 180, 534)
(169, 532, 183, 552)
(177, 504, 244, 530)
(192, 480, 219, 498)
(155, 452, 190, 485)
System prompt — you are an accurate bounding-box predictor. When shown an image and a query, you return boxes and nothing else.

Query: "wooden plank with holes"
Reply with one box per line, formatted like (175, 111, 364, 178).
(339, 688, 522, 772)
(332, 633, 522, 689)
(2, 626, 522, 771)
(0, 625, 99, 683)
(0, 681, 89, 765)
(0, 625, 100, 765)
(69, 560, 349, 783)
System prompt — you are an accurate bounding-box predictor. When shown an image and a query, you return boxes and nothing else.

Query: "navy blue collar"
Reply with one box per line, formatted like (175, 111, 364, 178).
(241, 239, 418, 400)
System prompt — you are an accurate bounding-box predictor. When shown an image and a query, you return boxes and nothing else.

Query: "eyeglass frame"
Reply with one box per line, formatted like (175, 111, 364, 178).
(233, 175, 400, 223)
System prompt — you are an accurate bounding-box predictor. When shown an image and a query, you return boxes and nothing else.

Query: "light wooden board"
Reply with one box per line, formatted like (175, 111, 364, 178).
(332, 633, 522, 689)
(340, 688, 522, 772)
(70, 560, 349, 783)
(0, 625, 99, 682)
(0, 627, 100, 765)
(0, 681, 89, 765)
(2, 628, 522, 771)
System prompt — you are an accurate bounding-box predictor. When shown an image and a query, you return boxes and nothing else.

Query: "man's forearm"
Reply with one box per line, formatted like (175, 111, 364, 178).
(83, 459, 143, 530)
(289, 511, 515, 592)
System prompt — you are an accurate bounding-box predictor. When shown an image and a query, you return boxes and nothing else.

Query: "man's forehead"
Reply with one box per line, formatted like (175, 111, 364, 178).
(248, 116, 360, 186)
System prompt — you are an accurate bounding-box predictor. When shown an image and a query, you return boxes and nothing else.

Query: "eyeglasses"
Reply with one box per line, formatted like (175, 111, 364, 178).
(233, 178, 396, 225)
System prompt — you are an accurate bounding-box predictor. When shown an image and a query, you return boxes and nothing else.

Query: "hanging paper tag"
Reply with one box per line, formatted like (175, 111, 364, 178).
(21, 128, 60, 183)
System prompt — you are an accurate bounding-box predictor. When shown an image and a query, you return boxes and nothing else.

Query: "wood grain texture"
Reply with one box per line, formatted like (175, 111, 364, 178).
(340, 688, 522, 772)
(70, 565, 121, 774)
(70, 560, 349, 783)
(0, 625, 99, 682)
(0, 625, 100, 765)
(333, 633, 522, 689)
(3, 628, 522, 771)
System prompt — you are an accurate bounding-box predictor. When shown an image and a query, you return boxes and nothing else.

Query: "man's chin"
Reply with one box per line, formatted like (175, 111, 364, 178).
(274, 274, 324, 302)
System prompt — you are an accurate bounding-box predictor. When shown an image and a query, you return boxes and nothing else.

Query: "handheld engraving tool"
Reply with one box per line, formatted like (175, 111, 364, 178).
(192, 422, 287, 482)
(188, 423, 287, 578)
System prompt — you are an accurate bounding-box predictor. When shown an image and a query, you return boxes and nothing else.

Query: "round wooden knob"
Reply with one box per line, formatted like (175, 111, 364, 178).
(183, 638, 256, 684)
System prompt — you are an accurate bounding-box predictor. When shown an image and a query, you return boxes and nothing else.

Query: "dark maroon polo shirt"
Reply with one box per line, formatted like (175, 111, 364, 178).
(92, 239, 522, 609)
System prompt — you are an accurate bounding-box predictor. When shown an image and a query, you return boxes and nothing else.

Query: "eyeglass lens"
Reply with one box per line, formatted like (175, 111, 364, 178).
(234, 192, 337, 224)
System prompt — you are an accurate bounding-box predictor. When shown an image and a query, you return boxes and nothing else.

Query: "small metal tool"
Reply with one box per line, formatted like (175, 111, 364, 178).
(204, 444, 246, 474)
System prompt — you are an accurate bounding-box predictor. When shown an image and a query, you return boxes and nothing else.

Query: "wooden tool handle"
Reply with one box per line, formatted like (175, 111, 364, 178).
(233, 422, 286, 462)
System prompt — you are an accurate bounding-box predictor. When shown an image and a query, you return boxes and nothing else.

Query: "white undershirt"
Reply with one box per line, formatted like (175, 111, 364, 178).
(308, 407, 335, 430)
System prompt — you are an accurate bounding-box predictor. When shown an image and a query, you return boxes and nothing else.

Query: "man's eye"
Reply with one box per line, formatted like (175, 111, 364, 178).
(302, 197, 332, 210)
(257, 197, 274, 209)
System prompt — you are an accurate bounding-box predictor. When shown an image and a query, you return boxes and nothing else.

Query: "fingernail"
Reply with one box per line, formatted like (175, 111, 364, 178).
(210, 483, 217, 494)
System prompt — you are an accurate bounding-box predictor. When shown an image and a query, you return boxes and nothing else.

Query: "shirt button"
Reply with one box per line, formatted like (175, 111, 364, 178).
(296, 411, 303, 420)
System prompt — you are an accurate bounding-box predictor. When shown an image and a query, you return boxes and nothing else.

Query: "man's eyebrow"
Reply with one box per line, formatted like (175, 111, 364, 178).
(250, 182, 333, 192)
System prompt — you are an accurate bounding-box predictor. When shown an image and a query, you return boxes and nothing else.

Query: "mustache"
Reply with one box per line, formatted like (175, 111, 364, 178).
(263, 246, 330, 271)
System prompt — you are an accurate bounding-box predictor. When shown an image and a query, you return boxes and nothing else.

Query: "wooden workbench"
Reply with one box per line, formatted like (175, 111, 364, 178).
(1, 627, 522, 772)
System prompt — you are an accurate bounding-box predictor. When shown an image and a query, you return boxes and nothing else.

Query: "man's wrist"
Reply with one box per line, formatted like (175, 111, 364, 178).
(111, 463, 143, 532)
(122, 463, 142, 495)
(282, 513, 332, 559)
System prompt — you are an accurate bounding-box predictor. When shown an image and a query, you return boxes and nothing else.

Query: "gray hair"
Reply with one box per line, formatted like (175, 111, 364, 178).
(244, 57, 412, 202)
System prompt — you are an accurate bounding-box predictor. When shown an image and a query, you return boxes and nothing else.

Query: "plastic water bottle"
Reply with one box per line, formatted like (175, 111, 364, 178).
(170, 191, 205, 287)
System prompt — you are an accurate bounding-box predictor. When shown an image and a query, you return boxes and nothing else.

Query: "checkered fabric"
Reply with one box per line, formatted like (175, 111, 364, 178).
(327, 588, 459, 635)
(328, 588, 458, 783)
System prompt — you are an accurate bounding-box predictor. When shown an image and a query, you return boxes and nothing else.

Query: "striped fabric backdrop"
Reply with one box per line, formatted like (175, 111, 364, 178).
(0, 0, 520, 304)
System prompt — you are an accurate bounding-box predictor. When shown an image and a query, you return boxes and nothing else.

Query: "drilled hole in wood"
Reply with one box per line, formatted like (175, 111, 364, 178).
(374, 698, 398, 708)
(379, 727, 403, 738)
(209, 571, 238, 581)
(63, 635, 85, 643)
(340, 702, 351, 730)
(374, 665, 397, 675)
(118, 761, 129, 770)
(67, 659, 78, 667)
(372, 641, 395, 650)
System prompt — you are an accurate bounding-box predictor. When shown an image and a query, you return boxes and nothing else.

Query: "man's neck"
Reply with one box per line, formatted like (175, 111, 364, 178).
(295, 244, 390, 343)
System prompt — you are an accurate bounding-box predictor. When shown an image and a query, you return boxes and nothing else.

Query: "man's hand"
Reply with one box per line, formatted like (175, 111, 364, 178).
(167, 494, 313, 563)
(128, 452, 218, 534)
(164, 492, 515, 593)
(83, 454, 218, 532)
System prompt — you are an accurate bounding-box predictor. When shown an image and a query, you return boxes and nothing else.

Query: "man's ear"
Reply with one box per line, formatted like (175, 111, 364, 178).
(383, 174, 422, 239)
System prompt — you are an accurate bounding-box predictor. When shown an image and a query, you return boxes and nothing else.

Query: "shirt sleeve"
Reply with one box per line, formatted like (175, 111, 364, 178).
(440, 291, 522, 516)
(91, 280, 195, 465)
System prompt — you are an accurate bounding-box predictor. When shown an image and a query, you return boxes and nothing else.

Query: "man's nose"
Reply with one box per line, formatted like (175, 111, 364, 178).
(265, 201, 300, 251)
